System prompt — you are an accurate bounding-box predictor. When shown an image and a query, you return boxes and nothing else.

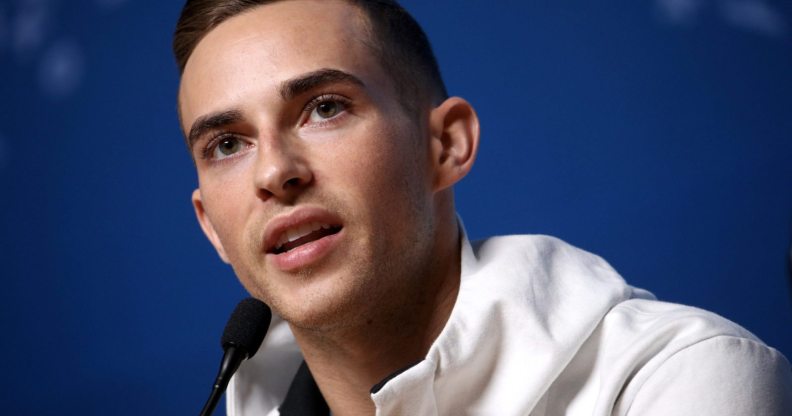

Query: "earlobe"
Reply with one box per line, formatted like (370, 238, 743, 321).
(192, 189, 230, 263)
(429, 97, 480, 191)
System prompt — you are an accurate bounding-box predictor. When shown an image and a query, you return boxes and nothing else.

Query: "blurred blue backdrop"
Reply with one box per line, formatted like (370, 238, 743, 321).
(1, 0, 790, 414)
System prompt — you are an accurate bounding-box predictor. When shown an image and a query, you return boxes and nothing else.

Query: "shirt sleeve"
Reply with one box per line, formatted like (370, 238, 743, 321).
(624, 335, 792, 416)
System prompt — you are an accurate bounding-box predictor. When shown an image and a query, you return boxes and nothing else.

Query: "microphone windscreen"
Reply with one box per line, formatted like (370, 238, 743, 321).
(221, 297, 272, 358)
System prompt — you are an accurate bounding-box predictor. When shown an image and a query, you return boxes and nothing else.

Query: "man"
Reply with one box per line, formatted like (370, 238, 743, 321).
(173, 0, 792, 414)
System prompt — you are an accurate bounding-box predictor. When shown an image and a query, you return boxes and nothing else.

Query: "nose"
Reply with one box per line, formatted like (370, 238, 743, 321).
(253, 140, 312, 201)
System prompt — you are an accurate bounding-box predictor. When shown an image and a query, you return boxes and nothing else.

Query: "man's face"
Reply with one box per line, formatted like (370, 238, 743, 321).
(179, 0, 439, 329)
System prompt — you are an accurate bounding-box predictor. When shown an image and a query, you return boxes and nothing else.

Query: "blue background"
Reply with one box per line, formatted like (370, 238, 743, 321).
(1, 0, 790, 414)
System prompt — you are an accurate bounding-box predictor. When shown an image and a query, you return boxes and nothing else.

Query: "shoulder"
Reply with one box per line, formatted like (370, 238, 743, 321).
(466, 233, 792, 414)
(599, 300, 792, 415)
(469, 234, 628, 286)
(620, 332, 792, 415)
(471, 234, 607, 265)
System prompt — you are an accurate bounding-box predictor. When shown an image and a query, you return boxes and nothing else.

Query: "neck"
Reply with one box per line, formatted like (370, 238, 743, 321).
(289, 220, 462, 416)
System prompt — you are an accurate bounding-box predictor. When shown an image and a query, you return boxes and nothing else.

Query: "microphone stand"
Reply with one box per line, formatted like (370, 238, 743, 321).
(199, 345, 247, 416)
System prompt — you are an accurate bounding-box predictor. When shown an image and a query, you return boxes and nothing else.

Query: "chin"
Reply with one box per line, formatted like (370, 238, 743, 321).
(277, 299, 363, 333)
(265, 274, 371, 332)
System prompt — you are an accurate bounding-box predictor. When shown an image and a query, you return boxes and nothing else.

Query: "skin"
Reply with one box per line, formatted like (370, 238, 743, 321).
(178, 1, 480, 414)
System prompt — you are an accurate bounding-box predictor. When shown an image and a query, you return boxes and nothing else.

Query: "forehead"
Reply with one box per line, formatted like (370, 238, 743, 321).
(179, 0, 383, 125)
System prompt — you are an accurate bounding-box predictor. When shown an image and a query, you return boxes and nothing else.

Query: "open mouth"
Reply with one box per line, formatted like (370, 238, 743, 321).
(269, 223, 342, 255)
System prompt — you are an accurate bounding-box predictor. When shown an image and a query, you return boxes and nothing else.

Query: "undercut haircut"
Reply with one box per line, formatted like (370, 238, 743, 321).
(173, 0, 448, 112)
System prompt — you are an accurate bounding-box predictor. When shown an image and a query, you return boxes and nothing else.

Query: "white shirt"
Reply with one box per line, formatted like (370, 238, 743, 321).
(227, 232, 792, 415)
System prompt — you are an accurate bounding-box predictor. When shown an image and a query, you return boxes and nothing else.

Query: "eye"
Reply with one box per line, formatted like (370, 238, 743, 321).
(305, 95, 349, 125)
(204, 135, 246, 160)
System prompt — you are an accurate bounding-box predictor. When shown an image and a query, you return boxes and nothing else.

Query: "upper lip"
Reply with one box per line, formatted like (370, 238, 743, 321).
(262, 206, 343, 254)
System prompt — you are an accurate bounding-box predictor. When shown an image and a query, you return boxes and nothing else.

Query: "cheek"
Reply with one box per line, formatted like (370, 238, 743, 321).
(325, 121, 431, 226)
(201, 179, 268, 296)
(200, 177, 253, 253)
(334, 120, 426, 190)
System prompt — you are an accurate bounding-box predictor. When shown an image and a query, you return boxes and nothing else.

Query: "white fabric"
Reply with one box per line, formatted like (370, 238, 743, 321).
(227, 232, 792, 415)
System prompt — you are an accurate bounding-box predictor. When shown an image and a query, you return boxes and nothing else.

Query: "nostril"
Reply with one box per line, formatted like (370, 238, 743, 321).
(284, 177, 303, 189)
(256, 187, 274, 200)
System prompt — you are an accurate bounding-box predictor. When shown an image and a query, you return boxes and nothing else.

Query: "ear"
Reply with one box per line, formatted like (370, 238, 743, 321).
(192, 188, 230, 263)
(428, 97, 480, 192)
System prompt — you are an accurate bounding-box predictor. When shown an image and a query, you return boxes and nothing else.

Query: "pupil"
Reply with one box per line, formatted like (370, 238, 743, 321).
(318, 102, 337, 117)
(220, 139, 237, 155)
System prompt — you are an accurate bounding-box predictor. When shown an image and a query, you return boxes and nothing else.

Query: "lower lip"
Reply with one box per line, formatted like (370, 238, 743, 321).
(268, 229, 343, 272)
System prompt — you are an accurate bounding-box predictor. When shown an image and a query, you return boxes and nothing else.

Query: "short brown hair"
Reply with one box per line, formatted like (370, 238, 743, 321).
(173, 0, 448, 110)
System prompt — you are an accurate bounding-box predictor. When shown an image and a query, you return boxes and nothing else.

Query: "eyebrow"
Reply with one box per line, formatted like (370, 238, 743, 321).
(186, 69, 365, 150)
(187, 109, 244, 150)
(279, 68, 365, 101)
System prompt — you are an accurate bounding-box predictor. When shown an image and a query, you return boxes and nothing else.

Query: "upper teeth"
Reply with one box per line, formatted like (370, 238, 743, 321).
(275, 222, 332, 249)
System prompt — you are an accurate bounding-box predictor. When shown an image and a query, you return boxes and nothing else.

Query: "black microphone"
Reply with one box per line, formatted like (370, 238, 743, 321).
(200, 297, 272, 416)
